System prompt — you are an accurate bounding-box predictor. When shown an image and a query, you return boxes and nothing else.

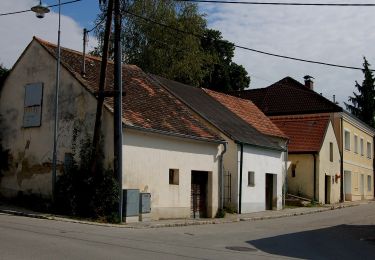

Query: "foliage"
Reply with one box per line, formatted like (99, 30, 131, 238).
(55, 136, 120, 223)
(224, 204, 237, 214)
(92, 0, 250, 92)
(345, 57, 375, 127)
(215, 208, 226, 218)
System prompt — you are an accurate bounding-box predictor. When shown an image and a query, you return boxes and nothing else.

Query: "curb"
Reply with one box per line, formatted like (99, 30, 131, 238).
(0, 202, 364, 229)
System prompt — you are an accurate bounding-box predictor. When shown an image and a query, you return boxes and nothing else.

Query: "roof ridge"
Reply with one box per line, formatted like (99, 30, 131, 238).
(34, 36, 141, 71)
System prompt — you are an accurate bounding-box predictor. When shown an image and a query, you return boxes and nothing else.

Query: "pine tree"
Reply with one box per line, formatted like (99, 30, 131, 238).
(345, 57, 375, 127)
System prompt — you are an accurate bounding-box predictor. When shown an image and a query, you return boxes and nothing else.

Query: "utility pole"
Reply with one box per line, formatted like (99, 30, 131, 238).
(91, 0, 114, 175)
(113, 0, 123, 222)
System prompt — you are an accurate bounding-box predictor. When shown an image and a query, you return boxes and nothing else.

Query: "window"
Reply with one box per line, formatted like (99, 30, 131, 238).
(367, 142, 372, 159)
(368, 175, 372, 192)
(360, 138, 364, 156)
(329, 142, 333, 162)
(291, 164, 296, 178)
(344, 130, 350, 150)
(354, 135, 358, 154)
(248, 171, 255, 186)
(23, 83, 43, 127)
(169, 169, 179, 185)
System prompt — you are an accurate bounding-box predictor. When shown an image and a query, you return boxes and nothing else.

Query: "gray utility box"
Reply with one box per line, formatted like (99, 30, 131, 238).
(123, 189, 139, 217)
(140, 193, 151, 214)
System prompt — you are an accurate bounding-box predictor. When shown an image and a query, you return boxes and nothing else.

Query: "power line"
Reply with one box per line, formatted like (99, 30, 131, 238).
(175, 0, 375, 7)
(87, 14, 107, 33)
(122, 10, 374, 72)
(0, 0, 82, 17)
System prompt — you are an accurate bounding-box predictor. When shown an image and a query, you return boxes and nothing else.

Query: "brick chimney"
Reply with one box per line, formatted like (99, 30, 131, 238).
(303, 75, 314, 90)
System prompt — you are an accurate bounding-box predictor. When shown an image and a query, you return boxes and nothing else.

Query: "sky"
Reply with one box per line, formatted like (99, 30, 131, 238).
(1, 0, 374, 107)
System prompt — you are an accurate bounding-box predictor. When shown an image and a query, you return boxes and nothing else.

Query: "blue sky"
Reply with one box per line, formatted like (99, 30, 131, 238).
(43, 0, 101, 29)
(1, 0, 375, 106)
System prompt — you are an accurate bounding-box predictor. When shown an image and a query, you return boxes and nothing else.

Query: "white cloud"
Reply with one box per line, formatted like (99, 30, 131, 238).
(0, 0, 96, 69)
(204, 1, 375, 106)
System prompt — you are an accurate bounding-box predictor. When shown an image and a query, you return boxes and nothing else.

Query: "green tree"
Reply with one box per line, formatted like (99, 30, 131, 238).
(201, 29, 250, 91)
(93, 0, 250, 91)
(345, 57, 375, 127)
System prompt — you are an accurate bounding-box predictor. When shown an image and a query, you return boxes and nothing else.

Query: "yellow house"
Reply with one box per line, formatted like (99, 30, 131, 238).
(271, 114, 341, 204)
(333, 112, 374, 201)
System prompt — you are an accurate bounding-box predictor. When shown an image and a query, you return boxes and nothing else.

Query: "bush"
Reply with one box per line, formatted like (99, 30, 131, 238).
(55, 137, 120, 223)
(215, 208, 226, 218)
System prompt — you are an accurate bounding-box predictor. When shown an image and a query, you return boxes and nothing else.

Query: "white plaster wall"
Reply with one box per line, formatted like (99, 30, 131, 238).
(240, 145, 284, 213)
(0, 40, 114, 197)
(122, 129, 220, 220)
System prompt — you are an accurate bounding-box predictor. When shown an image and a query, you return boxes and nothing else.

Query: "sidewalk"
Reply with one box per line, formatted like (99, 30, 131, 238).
(0, 200, 371, 229)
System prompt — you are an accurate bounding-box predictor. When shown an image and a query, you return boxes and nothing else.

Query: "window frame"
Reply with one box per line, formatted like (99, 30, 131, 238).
(367, 141, 372, 159)
(360, 138, 364, 156)
(329, 142, 333, 162)
(248, 171, 255, 187)
(354, 135, 358, 154)
(344, 130, 351, 151)
(169, 169, 179, 185)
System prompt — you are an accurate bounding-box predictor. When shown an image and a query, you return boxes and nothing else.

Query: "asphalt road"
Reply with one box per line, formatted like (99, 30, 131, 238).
(0, 203, 374, 259)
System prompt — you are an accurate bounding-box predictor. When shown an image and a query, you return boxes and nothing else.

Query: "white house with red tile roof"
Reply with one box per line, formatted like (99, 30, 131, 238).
(0, 37, 225, 220)
(154, 75, 289, 213)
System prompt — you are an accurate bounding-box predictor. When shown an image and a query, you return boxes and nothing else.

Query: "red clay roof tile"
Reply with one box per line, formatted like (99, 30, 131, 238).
(34, 37, 221, 142)
(270, 114, 331, 153)
(204, 89, 288, 139)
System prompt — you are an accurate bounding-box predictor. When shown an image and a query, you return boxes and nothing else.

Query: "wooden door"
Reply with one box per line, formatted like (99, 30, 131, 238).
(191, 172, 207, 218)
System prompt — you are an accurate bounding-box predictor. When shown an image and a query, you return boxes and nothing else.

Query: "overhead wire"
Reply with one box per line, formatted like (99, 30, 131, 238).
(0, 0, 82, 17)
(175, 0, 375, 7)
(122, 10, 374, 72)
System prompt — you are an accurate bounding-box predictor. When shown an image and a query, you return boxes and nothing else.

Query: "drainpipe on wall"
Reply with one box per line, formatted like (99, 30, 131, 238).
(313, 153, 317, 202)
(340, 117, 344, 202)
(219, 142, 227, 210)
(239, 143, 244, 214)
(283, 141, 289, 208)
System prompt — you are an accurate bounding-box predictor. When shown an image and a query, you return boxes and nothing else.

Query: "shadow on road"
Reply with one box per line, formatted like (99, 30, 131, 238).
(247, 225, 375, 259)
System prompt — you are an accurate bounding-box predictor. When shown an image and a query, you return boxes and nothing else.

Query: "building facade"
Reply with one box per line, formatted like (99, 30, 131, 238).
(0, 38, 224, 220)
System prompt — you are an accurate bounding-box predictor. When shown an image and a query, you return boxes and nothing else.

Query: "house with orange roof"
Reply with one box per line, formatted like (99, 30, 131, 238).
(154, 76, 289, 213)
(0, 37, 226, 220)
(271, 114, 341, 203)
(233, 76, 374, 202)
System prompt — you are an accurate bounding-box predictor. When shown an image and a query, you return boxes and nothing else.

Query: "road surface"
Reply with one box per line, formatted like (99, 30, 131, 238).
(0, 203, 374, 259)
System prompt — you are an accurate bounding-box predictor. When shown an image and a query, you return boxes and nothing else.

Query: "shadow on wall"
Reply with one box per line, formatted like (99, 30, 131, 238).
(247, 225, 375, 259)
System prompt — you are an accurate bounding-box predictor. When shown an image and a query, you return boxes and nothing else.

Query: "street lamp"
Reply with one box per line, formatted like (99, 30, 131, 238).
(32, 0, 61, 202)
(31, 1, 50, 18)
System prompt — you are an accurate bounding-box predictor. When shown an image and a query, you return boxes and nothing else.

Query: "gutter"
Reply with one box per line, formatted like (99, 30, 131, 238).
(219, 142, 228, 210)
(239, 143, 244, 214)
(124, 124, 225, 144)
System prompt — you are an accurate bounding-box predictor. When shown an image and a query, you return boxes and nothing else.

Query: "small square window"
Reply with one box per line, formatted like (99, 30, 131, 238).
(248, 171, 255, 187)
(169, 169, 179, 185)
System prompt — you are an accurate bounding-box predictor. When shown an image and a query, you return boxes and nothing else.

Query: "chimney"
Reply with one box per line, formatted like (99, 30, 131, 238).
(303, 75, 314, 90)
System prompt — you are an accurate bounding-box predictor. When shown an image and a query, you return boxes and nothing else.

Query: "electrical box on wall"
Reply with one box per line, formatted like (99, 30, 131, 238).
(140, 193, 151, 214)
(123, 189, 140, 217)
